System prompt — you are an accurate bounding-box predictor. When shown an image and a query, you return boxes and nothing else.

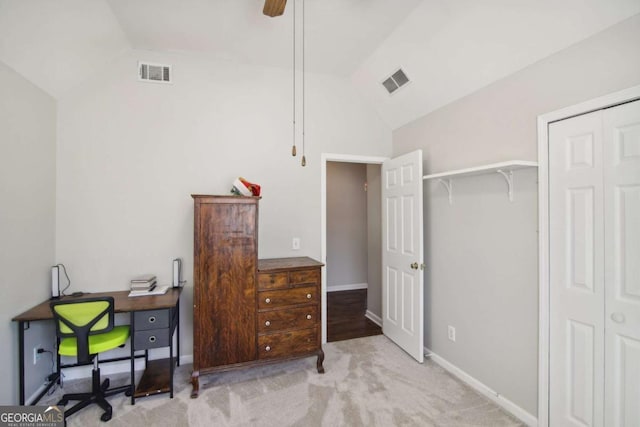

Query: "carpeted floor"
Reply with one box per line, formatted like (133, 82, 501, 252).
(42, 335, 524, 426)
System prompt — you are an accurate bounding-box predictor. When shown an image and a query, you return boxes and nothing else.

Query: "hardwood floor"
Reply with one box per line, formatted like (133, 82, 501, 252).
(327, 289, 382, 342)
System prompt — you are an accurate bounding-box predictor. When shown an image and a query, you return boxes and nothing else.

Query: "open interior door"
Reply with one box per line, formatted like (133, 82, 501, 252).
(382, 150, 424, 362)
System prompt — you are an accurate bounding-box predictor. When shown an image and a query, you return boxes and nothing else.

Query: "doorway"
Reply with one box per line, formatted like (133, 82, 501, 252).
(320, 153, 387, 344)
(325, 160, 382, 342)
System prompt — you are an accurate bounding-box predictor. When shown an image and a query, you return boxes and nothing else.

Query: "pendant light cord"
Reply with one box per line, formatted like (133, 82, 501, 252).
(301, 0, 306, 167)
(291, 0, 297, 157)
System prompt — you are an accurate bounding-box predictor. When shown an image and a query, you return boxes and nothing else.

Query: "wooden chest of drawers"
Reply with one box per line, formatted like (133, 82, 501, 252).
(190, 195, 324, 398)
(257, 258, 324, 367)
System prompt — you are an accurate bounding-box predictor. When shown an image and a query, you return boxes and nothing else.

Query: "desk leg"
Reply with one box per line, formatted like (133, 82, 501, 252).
(56, 343, 61, 385)
(130, 312, 135, 405)
(169, 301, 179, 398)
(18, 321, 25, 405)
(169, 341, 174, 399)
(176, 302, 180, 367)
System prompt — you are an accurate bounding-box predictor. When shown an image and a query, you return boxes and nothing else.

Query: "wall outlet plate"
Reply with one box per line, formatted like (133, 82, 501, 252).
(292, 237, 301, 250)
(33, 345, 41, 365)
(448, 326, 456, 342)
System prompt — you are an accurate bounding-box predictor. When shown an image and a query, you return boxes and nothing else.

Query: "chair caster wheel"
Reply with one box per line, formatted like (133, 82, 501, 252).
(100, 410, 112, 422)
(125, 389, 132, 397)
(101, 378, 110, 390)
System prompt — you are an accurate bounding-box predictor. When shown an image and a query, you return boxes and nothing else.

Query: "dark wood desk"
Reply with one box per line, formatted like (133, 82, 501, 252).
(13, 288, 182, 405)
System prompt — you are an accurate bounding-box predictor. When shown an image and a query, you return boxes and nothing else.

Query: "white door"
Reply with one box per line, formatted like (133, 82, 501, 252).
(382, 149, 424, 362)
(549, 110, 605, 427)
(549, 99, 640, 427)
(603, 100, 640, 427)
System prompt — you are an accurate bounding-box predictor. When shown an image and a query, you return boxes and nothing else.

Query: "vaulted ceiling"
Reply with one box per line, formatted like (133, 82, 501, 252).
(0, 0, 422, 98)
(352, 0, 640, 128)
(0, 0, 638, 128)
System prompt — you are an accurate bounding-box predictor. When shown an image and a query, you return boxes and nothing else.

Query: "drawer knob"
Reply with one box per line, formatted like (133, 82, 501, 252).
(148, 316, 156, 323)
(306, 293, 312, 299)
(265, 320, 271, 327)
(148, 336, 156, 343)
(306, 314, 312, 320)
(265, 298, 271, 304)
(265, 345, 271, 352)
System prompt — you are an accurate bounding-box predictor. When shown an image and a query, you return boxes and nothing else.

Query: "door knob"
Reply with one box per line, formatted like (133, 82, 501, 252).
(410, 262, 419, 270)
(611, 312, 626, 323)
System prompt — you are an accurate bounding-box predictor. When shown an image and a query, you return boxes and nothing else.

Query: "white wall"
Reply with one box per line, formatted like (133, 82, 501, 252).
(326, 162, 368, 289)
(56, 50, 391, 361)
(424, 170, 538, 415)
(0, 61, 56, 404)
(395, 14, 640, 171)
(393, 14, 640, 417)
(366, 164, 382, 316)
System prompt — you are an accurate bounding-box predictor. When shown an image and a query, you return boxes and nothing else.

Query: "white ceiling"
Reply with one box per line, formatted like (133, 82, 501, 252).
(108, 0, 423, 75)
(0, 0, 422, 98)
(0, 0, 638, 126)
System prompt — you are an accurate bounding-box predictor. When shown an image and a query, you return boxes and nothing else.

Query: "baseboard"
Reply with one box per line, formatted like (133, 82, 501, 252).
(57, 354, 193, 382)
(327, 283, 368, 292)
(26, 383, 50, 406)
(60, 358, 146, 381)
(365, 310, 382, 327)
(424, 347, 537, 427)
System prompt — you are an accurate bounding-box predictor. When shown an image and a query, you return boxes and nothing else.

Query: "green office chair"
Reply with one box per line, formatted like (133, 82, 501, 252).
(50, 297, 131, 422)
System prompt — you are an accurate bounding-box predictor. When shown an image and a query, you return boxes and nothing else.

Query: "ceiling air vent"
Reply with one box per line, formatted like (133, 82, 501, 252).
(138, 62, 172, 84)
(382, 68, 410, 94)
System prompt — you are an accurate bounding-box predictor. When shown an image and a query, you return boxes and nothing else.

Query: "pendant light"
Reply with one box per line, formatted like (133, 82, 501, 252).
(301, 0, 306, 167)
(291, 0, 306, 167)
(291, 0, 297, 157)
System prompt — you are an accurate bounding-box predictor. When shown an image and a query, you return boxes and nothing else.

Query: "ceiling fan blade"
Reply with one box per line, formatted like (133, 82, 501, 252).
(263, 0, 287, 17)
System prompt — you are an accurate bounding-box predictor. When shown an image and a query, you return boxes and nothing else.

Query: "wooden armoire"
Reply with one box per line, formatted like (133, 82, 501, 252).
(191, 195, 324, 397)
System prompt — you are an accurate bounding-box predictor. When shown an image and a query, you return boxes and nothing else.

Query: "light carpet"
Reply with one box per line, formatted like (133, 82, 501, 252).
(42, 335, 524, 426)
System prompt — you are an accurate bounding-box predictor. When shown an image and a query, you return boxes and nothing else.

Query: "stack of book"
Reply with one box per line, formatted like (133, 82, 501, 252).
(128, 274, 170, 298)
(130, 274, 157, 292)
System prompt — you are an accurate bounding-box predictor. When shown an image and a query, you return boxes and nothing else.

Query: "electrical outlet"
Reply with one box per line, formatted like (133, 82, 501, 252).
(448, 326, 456, 342)
(33, 345, 41, 365)
(292, 237, 301, 250)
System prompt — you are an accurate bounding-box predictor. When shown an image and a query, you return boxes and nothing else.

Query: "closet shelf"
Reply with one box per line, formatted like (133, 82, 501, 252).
(422, 160, 538, 203)
(422, 160, 538, 180)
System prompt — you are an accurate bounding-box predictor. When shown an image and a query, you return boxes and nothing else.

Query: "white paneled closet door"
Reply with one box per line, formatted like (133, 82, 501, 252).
(549, 99, 640, 427)
(603, 101, 640, 427)
(549, 110, 605, 427)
